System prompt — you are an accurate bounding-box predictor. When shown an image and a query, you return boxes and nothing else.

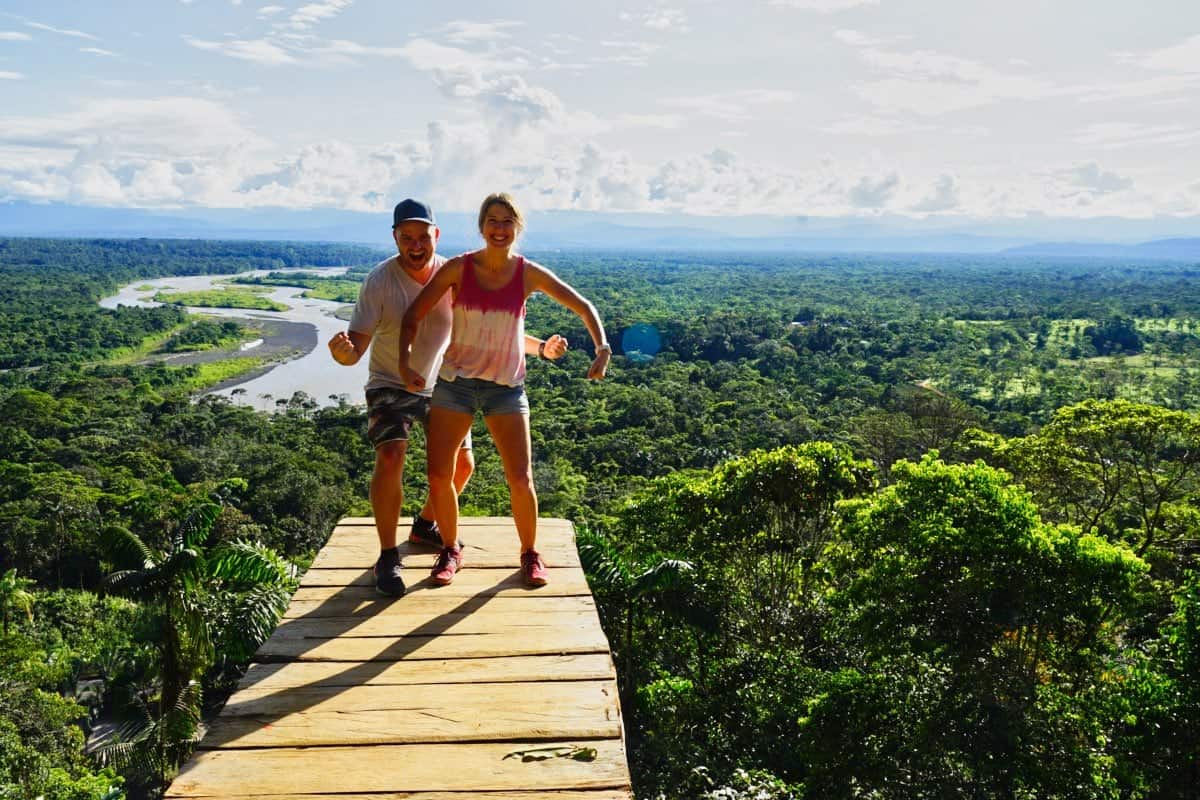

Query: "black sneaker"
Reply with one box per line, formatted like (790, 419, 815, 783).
(408, 516, 464, 548)
(373, 547, 406, 597)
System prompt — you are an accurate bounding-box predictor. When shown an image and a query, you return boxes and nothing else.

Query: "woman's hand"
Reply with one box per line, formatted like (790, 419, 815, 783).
(400, 363, 426, 393)
(541, 334, 568, 360)
(587, 347, 610, 380)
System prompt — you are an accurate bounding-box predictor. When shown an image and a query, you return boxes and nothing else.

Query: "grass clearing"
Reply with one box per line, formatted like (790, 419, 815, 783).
(154, 287, 289, 312)
(175, 357, 266, 391)
(102, 325, 190, 365)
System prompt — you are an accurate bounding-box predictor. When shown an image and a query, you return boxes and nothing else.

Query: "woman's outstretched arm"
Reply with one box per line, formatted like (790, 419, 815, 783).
(525, 261, 610, 380)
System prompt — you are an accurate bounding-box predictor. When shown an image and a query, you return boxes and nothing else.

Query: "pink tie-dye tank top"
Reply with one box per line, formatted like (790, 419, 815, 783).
(439, 253, 527, 387)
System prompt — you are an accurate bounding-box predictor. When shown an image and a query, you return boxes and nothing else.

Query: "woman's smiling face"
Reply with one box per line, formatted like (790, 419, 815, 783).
(481, 203, 519, 249)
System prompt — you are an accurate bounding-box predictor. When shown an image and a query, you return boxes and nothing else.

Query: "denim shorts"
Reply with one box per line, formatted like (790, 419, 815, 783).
(432, 377, 529, 417)
(365, 386, 474, 448)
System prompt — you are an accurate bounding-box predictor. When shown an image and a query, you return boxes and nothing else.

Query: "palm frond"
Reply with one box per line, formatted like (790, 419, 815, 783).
(578, 539, 632, 594)
(222, 584, 292, 661)
(632, 558, 696, 596)
(210, 540, 297, 587)
(101, 525, 156, 571)
(105, 568, 152, 595)
(179, 501, 221, 550)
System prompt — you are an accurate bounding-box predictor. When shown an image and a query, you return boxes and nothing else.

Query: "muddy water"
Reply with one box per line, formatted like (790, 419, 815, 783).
(100, 269, 368, 409)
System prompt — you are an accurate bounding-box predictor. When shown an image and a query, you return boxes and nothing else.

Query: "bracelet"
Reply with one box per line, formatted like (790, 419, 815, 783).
(595, 343, 612, 356)
(538, 340, 547, 359)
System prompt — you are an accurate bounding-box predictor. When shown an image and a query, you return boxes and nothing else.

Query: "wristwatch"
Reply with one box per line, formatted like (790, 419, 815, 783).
(538, 340, 548, 359)
(595, 343, 612, 356)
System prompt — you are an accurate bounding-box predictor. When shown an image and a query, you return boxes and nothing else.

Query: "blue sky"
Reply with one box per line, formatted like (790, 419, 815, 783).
(1, 0, 1198, 225)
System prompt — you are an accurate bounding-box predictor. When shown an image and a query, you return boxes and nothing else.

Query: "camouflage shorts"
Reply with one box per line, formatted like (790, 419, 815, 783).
(364, 386, 472, 449)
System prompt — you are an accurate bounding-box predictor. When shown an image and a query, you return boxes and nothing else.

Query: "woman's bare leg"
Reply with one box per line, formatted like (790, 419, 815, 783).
(485, 412, 537, 552)
(426, 407, 475, 549)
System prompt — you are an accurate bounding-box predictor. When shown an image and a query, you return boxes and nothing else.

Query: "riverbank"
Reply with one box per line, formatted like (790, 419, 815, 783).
(101, 270, 368, 407)
(197, 319, 317, 394)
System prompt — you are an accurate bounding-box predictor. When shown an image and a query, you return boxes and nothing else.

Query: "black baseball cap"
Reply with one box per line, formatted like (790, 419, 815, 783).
(392, 198, 436, 227)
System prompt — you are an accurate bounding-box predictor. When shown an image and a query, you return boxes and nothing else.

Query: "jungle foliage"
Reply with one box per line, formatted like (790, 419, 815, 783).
(1, 238, 1198, 799)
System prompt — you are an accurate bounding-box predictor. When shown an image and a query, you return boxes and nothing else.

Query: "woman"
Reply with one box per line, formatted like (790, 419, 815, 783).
(398, 192, 610, 587)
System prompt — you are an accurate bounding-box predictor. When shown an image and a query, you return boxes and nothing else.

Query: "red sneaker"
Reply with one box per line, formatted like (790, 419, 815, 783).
(521, 549, 548, 587)
(431, 545, 464, 586)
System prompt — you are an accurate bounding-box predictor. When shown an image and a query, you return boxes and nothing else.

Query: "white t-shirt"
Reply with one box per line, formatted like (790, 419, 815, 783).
(349, 254, 453, 395)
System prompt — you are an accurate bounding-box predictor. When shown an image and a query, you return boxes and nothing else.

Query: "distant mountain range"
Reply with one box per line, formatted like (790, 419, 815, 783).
(1, 201, 1197, 259)
(1001, 238, 1200, 261)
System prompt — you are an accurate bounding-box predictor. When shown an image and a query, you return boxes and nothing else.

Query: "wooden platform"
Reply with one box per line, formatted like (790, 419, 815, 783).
(166, 517, 633, 798)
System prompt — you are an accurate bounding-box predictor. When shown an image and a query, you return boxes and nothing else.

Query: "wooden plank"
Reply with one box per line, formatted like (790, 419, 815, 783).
(222, 679, 616, 716)
(236, 654, 615, 691)
(272, 609, 602, 641)
(255, 623, 609, 662)
(164, 516, 632, 798)
(282, 593, 597, 619)
(317, 519, 579, 569)
(169, 791, 632, 799)
(311, 542, 581, 570)
(295, 567, 592, 595)
(336, 516, 574, 529)
(167, 740, 631, 795)
(201, 680, 620, 748)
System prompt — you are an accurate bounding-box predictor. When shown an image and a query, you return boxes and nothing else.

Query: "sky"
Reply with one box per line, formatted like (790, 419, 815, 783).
(1, 0, 1198, 225)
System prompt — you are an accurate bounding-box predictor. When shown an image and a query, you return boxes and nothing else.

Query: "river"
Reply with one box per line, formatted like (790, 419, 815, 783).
(100, 269, 369, 408)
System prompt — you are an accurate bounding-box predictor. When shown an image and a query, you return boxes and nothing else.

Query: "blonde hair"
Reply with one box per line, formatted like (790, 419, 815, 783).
(477, 192, 525, 236)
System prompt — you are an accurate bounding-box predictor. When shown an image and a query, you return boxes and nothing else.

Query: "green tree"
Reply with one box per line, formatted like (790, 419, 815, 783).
(98, 498, 295, 789)
(578, 530, 694, 696)
(1001, 400, 1200, 566)
(0, 569, 35, 636)
(806, 455, 1147, 798)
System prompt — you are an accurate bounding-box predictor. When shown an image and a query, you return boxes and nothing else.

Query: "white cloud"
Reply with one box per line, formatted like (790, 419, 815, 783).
(0, 99, 1194, 219)
(770, 0, 880, 11)
(287, 0, 353, 31)
(0, 31, 32, 41)
(235, 140, 402, 208)
(1121, 33, 1200, 74)
(386, 40, 564, 129)
(664, 89, 797, 121)
(1058, 162, 1133, 195)
(439, 72, 564, 128)
(257, 5, 285, 17)
(837, 32, 1062, 115)
(544, 33, 581, 57)
(596, 39, 661, 66)
(0, 96, 275, 207)
(910, 173, 960, 213)
(25, 21, 99, 40)
(614, 113, 686, 129)
(645, 148, 815, 214)
(440, 20, 524, 45)
(849, 172, 900, 208)
(821, 114, 932, 136)
(1074, 73, 1200, 104)
(1074, 122, 1200, 150)
(840, 29, 1200, 116)
(185, 35, 297, 65)
(0, 71, 25, 80)
(80, 47, 116, 57)
(620, 7, 689, 32)
(0, 97, 265, 155)
(833, 28, 886, 47)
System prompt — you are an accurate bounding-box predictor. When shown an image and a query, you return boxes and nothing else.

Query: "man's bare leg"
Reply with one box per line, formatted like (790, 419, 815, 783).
(371, 440, 407, 549)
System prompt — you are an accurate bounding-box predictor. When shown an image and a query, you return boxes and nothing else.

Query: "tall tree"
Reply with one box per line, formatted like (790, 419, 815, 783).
(98, 498, 295, 789)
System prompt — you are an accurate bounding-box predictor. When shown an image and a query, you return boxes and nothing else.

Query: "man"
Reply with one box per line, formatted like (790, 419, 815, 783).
(329, 198, 565, 596)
